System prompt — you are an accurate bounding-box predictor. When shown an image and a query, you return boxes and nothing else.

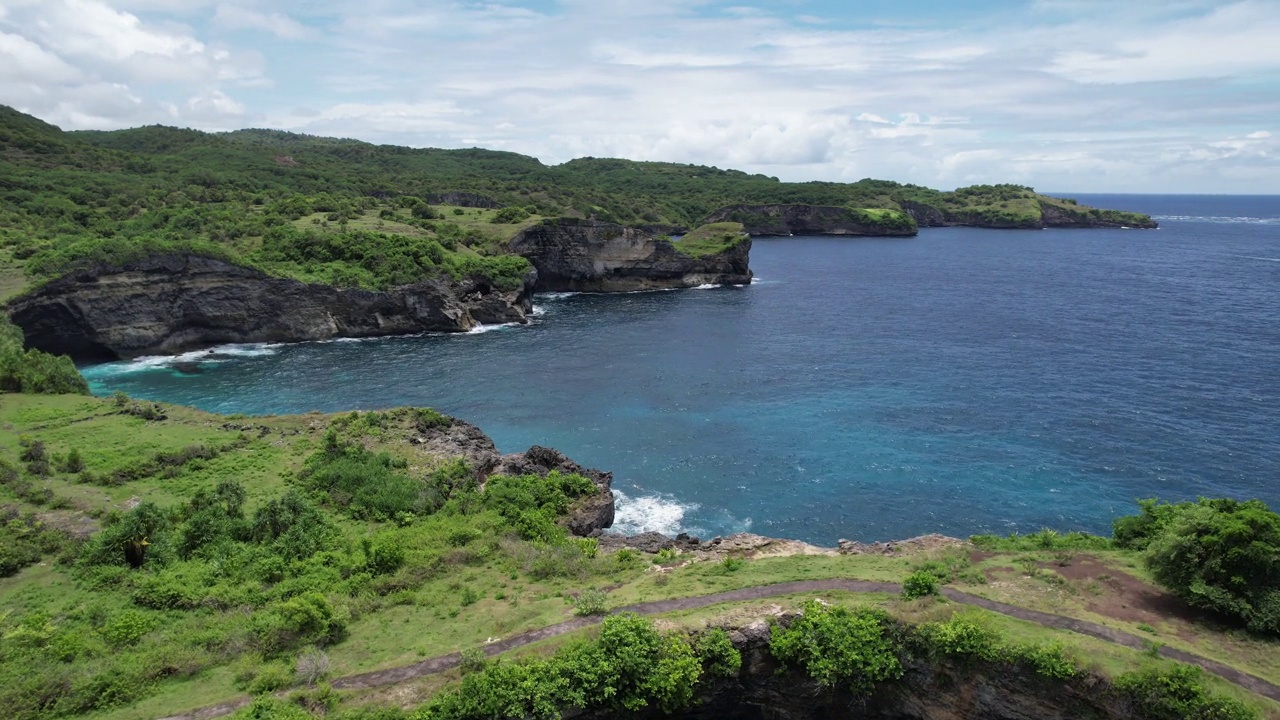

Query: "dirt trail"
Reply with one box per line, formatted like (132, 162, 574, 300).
(158, 579, 1280, 720)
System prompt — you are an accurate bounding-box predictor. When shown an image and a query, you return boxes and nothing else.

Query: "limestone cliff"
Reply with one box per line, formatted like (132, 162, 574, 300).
(509, 218, 752, 292)
(7, 254, 536, 361)
(703, 204, 919, 237)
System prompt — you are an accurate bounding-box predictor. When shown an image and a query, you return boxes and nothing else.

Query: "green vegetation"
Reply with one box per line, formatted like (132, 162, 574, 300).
(770, 601, 903, 693)
(0, 105, 1152, 303)
(1114, 498, 1280, 635)
(0, 315, 87, 395)
(672, 222, 748, 257)
(416, 613, 707, 718)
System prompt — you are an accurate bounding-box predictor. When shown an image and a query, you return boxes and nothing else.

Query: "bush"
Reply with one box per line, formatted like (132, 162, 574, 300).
(573, 588, 608, 616)
(770, 601, 902, 694)
(901, 571, 940, 600)
(694, 629, 741, 677)
(0, 317, 90, 395)
(419, 613, 702, 719)
(100, 610, 156, 647)
(1114, 664, 1258, 720)
(1114, 498, 1280, 634)
(295, 647, 332, 686)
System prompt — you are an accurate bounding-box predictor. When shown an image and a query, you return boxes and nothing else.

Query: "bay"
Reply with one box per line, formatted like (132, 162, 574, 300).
(82, 194, 1280, 544)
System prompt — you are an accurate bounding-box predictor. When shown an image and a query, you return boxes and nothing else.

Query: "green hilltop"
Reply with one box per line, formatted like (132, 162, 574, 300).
(0, 106, 1154, 300)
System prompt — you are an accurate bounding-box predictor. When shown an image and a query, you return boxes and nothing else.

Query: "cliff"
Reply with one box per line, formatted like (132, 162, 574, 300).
(6, 254, 536, 361)
(578, 619, 1159, 720)
(900, 195, 1158, 230)
(509, 218, 752, 292)
(703, 204, 919, 237)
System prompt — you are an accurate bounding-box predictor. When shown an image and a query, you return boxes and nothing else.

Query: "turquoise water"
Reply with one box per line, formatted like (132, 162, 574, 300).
(82, 194, 1280, 544)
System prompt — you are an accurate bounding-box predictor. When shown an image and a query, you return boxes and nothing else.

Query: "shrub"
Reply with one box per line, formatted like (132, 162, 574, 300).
(248, 663, 294, 694)
(295, 647, 331, 686)
(770, 601, 902, 694)
(573, 588, 608, 616)
(1114, 498, 1280, 634)
(694, 629, 741, 677)
(901, 571, 941, 600)
(100, 610, 157, 647)
(1114, 664, 1258, 720)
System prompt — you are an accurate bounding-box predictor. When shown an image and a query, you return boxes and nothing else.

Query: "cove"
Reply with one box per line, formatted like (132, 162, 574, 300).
(82, 195, 1280, 545)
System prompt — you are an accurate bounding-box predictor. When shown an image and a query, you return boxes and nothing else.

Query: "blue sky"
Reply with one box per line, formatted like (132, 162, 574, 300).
(0, 0, 1276, 192)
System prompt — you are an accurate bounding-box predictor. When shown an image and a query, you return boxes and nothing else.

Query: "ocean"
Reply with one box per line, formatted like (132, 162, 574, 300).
(81, 194, 1280, 545)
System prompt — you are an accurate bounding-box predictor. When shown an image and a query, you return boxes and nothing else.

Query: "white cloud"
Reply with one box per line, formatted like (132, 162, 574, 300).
(0, 0, 1276, 192)
(212, 5, 312, 40)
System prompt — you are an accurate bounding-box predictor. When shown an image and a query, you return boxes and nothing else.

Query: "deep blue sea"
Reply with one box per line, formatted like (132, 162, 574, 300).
(82, 194, 1280, 545)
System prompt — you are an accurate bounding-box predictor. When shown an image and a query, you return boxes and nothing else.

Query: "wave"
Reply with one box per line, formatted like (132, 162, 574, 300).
(611, 489, 699, 536)
(81, 342, 282, 377)
(537, 292, 581, 300)
(1231, 255, 1280, 263)
(1153, 215, 1279, 225)
(465, 321, 523, 335)
(691, 283, 721, 290)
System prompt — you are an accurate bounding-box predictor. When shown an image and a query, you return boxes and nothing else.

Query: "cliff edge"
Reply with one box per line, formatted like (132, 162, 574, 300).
(509, 218, 752, 292)
(7, 254, 536, 361)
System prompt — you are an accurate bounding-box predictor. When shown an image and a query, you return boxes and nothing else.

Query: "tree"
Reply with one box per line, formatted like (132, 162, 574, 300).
(1114, 498, 1280, 634)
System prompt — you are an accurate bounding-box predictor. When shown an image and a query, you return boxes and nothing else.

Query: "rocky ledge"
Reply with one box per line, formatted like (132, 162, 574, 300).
(6, 254, 536, 361)
(509, 218, 752, 292)
(405, 414, 615, 535)
(702, 204, 919, 237)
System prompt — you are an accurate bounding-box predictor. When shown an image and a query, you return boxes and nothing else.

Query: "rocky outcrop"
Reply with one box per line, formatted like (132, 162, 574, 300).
(509, 218, 751, 292)
(1038, 201, 1159, 229)
(6, 254, 536, 361)
(901, 200, 1159, 230)
(703, 204, 918, 237)
(407, 419, 615, 536)
(579, 618, 1148, 720)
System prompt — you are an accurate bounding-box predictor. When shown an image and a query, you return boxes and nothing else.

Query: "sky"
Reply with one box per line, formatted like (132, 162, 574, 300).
(0, 0, 1277, 193)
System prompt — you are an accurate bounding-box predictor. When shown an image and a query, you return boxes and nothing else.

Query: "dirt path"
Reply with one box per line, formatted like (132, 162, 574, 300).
(158, 579, 1280, 720)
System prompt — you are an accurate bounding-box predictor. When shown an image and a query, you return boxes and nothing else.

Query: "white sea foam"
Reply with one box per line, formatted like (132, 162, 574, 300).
(1154, 215, 1278, 225)
(537, 292, 580, 300)
(611, 489, 698, 536)
(1234, 255, 1280, 263)
(465, 321, 522, 335)
(691, 283, 721, 290)
(531, 305, 547, 317)
(84, 342, 282, 376)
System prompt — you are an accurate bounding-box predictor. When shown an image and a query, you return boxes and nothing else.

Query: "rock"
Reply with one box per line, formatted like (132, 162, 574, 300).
(837, 533, 965, 555)
(7, 254, 535, 361)
(509, 218, 751, 292)
(491, 445, 615, 536)
(702, 204, 918, 237)
(900, 199, 948, 227)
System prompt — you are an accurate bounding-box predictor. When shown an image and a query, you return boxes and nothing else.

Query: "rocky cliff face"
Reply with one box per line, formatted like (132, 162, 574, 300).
(703, 204, 918, 237)
(407, 417, 615, 535)
(509, 218, 751, 292)
(578, 620, 1144, 720)
(901, 200, 1159, 230)
(7, 254, 536, 361)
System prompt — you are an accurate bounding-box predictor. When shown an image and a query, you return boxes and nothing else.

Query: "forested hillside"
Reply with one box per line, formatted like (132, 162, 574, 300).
(0, 106, 1152, 300)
